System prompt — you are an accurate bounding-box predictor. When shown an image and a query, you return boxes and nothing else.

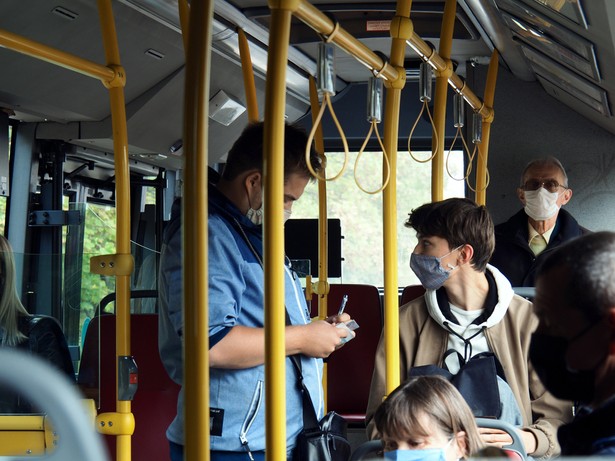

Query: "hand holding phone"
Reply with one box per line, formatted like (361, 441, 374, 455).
(336, 319, 359, 344)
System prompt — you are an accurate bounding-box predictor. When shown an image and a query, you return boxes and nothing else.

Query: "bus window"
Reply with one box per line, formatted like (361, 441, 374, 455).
(144, 185, 156, 205)
(0, 195, 6, 236)
(0, 124, 11, 235)
(292, 150, 465, 286)
(81, 201, 116, 317)
(133, 184, 158, 314)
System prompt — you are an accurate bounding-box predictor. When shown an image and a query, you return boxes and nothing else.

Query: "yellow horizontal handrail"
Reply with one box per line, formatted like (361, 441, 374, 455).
(0, 415, 45, 431)
(407, 30, 492, 120)
(0, 28, 117, 84)
(293, 0, 401, 83)
(288, 0, 491, 120)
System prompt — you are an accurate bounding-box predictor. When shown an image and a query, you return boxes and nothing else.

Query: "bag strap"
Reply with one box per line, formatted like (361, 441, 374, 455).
(229, 213, 321, 432)
(286, 310, 320, 431)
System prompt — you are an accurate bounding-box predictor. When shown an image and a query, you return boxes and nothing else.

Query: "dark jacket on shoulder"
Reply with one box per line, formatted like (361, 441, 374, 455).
(490, 208, 589, 287)
(559, 397, 615, 455)
(0, 315, 74, 413)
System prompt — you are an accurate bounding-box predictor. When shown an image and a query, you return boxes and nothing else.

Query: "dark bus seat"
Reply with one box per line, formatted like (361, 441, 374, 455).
(349, 440, 383, 460)
(400, 284, 425, 305)
(78, 314, 179, 461)
(313, 284, 382, 426)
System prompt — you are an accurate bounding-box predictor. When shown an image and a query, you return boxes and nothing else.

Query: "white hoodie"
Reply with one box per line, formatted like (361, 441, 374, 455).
(424, 264, 523, 425)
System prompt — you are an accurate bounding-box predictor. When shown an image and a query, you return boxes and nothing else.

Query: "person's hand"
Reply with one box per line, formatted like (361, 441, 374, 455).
(478, 427, 514, 448)
(477, 427, 536, 455)
(325, 312, 351, 325)
(296, 319, 353, 358)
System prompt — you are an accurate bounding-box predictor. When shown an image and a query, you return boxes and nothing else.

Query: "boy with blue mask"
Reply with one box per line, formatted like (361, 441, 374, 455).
(366, 198, 572, 459)
(374, 376, 482, 461)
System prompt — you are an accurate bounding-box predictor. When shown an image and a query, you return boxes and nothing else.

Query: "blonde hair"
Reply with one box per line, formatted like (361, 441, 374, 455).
(0, 236, 30, 346)
(374, 376, 483, 457)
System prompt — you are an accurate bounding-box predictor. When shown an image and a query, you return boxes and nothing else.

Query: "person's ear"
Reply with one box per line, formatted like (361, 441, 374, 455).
(458, 244, 474, 265)
(244, 171, 262, 191)
(517, 187, 526, 204)
(560, 187, 573, 206)
(242, 170, 263, 210)
(453, 431, 467, 459)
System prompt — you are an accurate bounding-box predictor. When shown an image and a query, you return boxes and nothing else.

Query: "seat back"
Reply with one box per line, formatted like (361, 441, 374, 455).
(78, 314, 179, 461)
(400, 284, 425, 305)
(349, 440, 383, 461)
(313, 284, 382, 425)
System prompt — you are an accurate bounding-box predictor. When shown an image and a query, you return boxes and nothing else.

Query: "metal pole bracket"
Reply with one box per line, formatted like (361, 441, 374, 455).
(90, 253, 134, 276)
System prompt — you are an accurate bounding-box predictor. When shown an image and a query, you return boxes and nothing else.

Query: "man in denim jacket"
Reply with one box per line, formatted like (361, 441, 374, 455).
(159, 122, 354, 461)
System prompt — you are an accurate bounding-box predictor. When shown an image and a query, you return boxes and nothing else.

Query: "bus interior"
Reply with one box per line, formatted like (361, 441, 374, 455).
(1, 0, 615, 459)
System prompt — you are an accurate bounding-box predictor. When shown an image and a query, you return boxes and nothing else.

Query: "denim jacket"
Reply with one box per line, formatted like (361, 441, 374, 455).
(158, 187, 323, 453)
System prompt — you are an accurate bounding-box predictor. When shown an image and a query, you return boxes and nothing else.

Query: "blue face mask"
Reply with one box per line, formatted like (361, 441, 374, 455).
(410, 246, 462, 291)
(384, 437, 455, 461)
(384, 448, 447, 461)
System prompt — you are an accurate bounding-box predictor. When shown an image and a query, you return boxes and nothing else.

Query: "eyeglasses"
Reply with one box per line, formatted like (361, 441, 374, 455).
(522, 179, 567, 193)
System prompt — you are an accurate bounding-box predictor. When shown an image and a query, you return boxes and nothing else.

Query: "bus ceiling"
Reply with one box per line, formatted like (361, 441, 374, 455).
(0, 0, 613, 173)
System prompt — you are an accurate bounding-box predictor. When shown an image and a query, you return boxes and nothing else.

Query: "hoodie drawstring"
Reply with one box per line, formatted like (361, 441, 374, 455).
(443, 322, 486, 364)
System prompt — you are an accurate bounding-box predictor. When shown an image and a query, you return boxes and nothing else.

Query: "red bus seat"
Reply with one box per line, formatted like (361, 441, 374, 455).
(313, 284, 382, 426)
(400, 284, 425, 305)
(78, 314, 179, 461)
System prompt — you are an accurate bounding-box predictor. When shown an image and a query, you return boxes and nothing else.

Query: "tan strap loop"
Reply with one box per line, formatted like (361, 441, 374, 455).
(372, 61, 387, 79)
(325, 21, 340, 43)
(425, 47, 436, 65)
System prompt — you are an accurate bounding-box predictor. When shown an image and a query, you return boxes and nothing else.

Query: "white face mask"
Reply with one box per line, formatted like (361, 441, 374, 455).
(524, 187, 560, 221)
(246, 204, 263, 225)
(246, 206, 292, 225)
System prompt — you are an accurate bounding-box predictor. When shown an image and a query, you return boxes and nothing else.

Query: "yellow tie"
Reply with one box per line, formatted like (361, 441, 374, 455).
(530, 234, 547, 255)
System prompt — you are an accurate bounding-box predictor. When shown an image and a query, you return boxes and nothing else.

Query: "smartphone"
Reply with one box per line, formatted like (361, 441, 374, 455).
(336, 319, 359, 344)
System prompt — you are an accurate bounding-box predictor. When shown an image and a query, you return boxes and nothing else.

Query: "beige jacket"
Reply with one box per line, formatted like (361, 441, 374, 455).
(365, 284, 572, 458)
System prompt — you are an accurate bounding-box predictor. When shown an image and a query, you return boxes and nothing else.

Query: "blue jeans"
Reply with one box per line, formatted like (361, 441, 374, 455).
(169, 442, 266, 461)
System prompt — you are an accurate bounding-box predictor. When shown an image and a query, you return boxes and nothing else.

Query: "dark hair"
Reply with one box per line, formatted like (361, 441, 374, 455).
(537, 231, 615, 322)
(405, 198, 495, 272)
(374, 376, 483, 457)
(221, 121, 321, 181)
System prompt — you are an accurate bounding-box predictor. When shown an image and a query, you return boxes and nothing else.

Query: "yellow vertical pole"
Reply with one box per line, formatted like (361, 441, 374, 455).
(431, 0, 457, 202)
(475, 50, 498, 205)
(309, 75, 329, 409)
(238, 29, 260, 122)
(383, 0, 411, 395)
(96, 2, 132, 460)
(183, 0, 213, 459)
(265, 0, 294, 459)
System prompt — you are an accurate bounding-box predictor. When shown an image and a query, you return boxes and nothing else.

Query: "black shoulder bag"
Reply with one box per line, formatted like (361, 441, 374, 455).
(409, 351, 503, 418)
(289, 352, 352, 461)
